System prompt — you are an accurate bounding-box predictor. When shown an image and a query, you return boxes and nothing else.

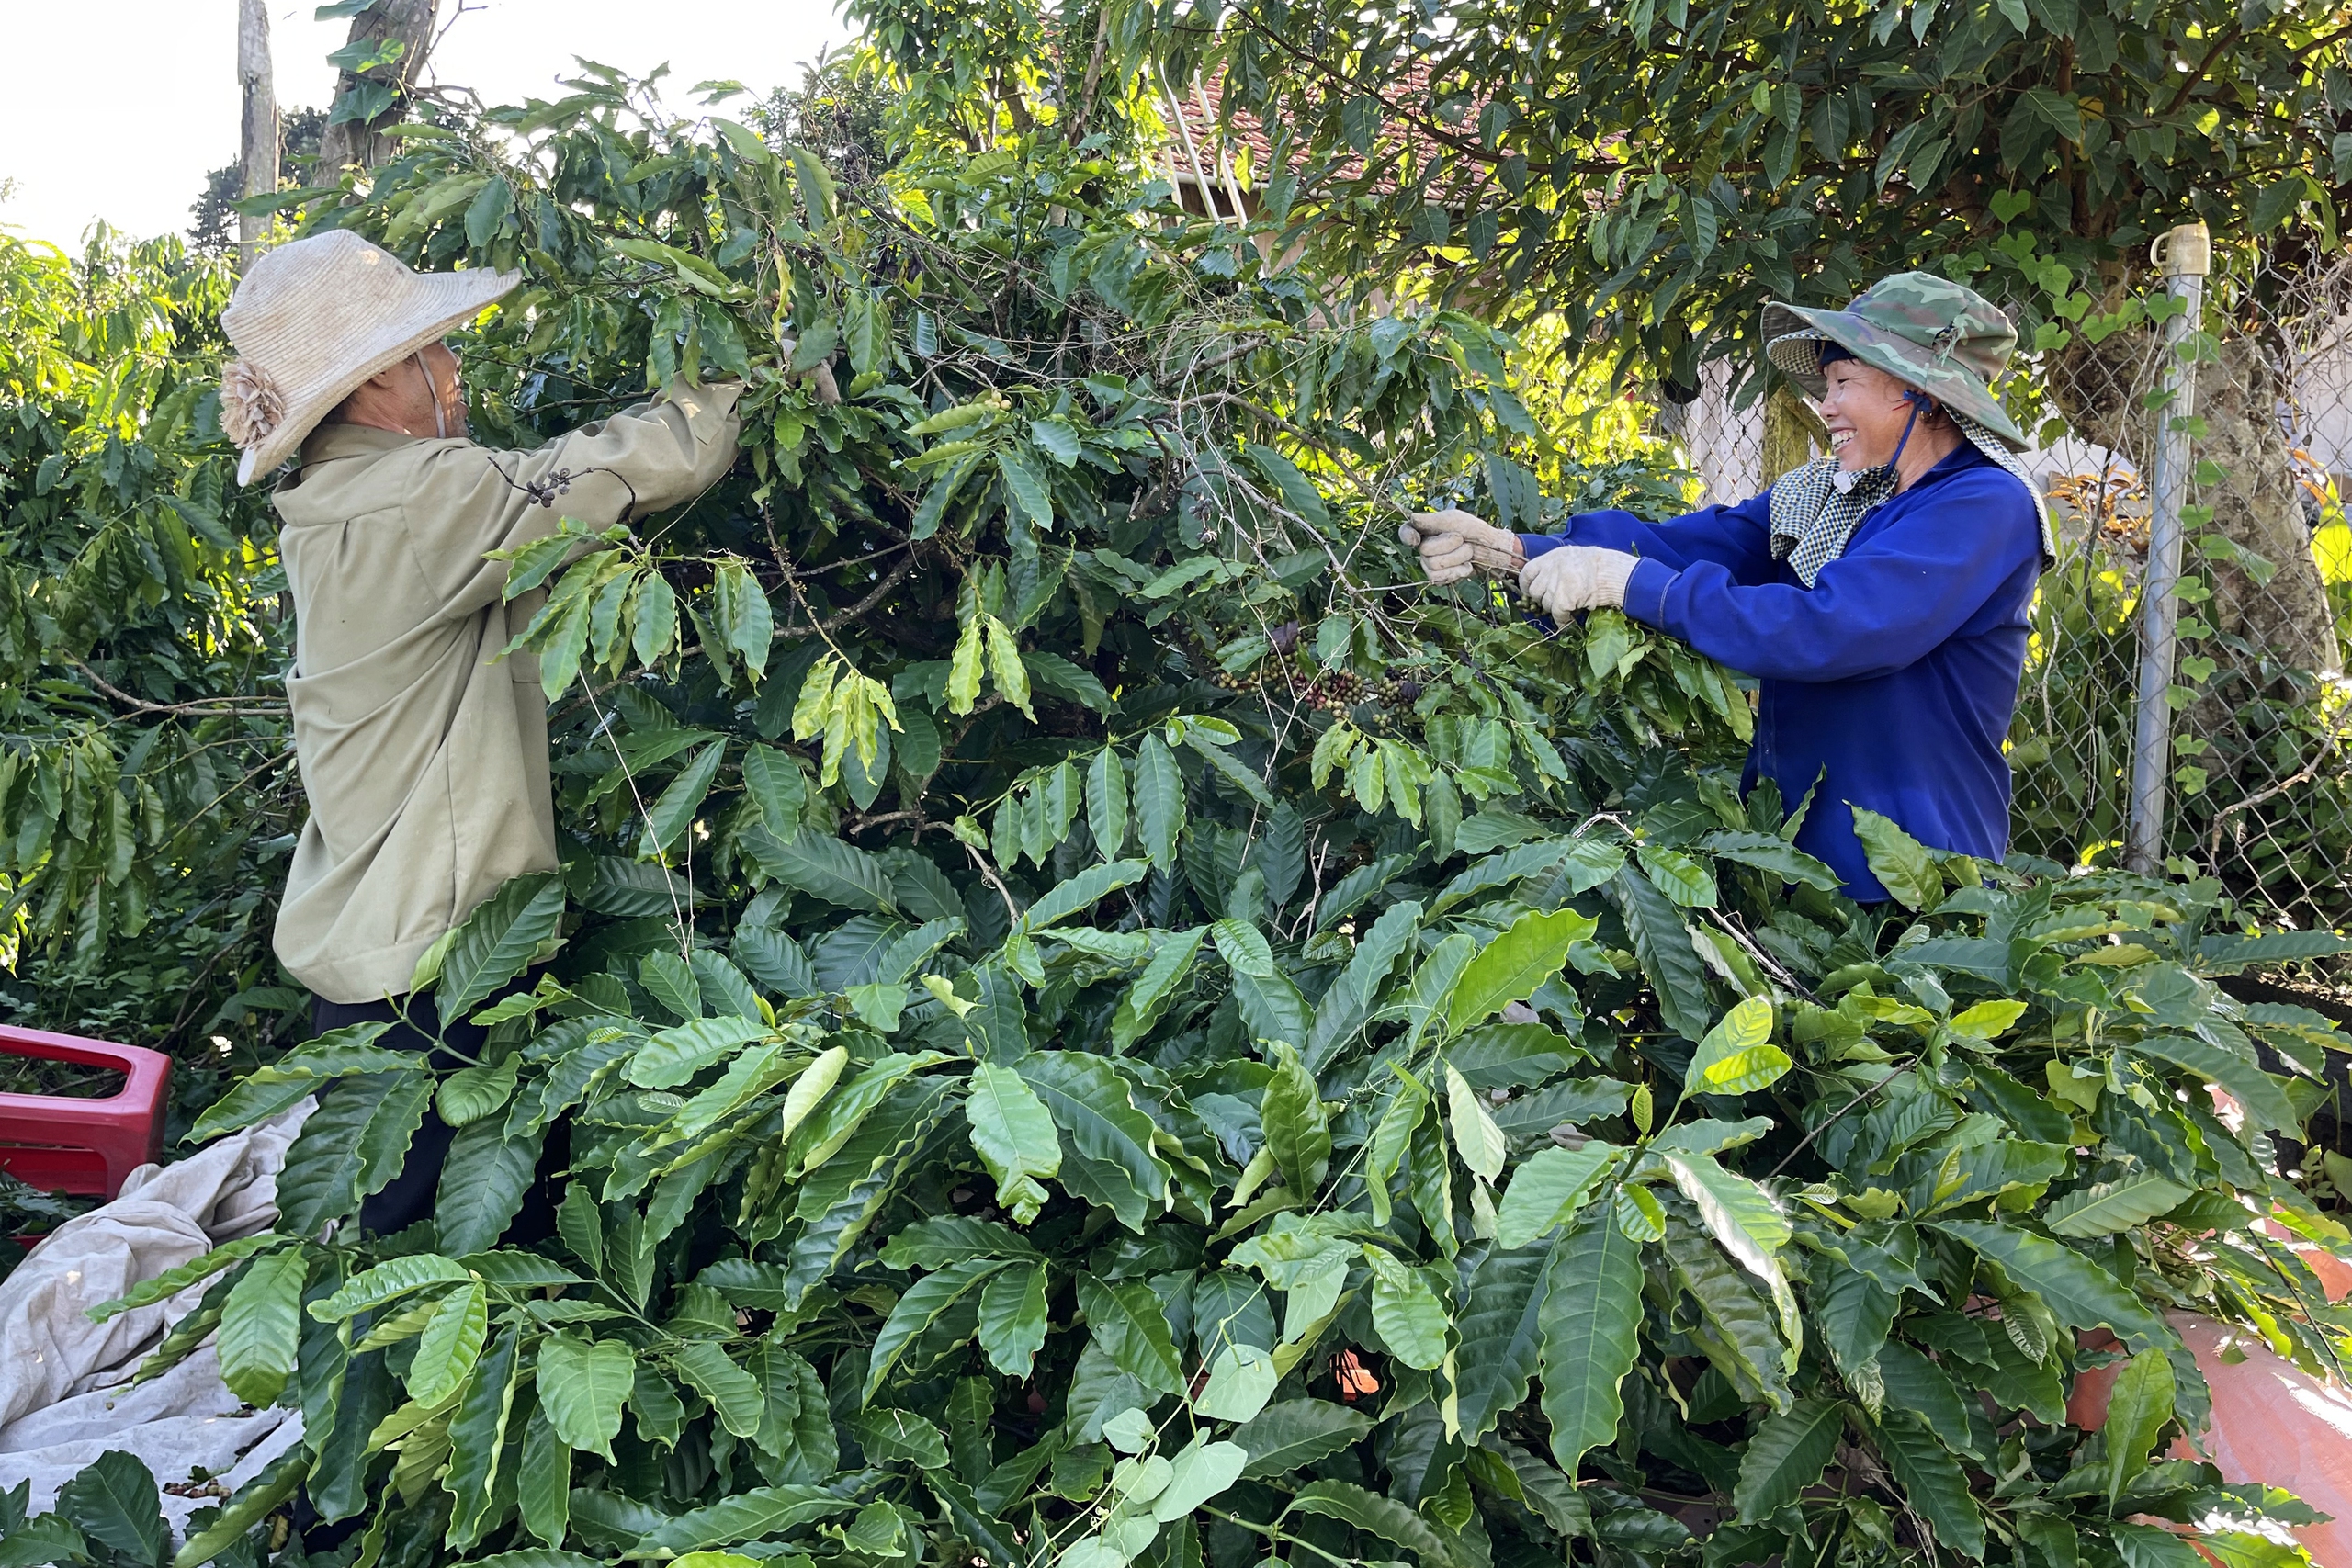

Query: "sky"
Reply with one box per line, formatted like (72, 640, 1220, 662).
(0, 1, 857, 252)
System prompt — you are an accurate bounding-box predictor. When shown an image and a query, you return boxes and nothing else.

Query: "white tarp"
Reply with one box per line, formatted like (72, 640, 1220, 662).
(0, 1104, 311, 1533)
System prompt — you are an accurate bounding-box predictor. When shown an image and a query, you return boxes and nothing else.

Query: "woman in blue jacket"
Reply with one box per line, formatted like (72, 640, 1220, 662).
(1403, 273, 2054, 901)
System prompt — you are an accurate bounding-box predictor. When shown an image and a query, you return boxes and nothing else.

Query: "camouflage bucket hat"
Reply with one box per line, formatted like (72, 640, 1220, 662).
(1761, 271, 2028, 447)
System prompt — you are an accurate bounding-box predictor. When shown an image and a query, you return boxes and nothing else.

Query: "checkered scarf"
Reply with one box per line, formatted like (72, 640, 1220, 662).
(1767, 410, 2055, 588)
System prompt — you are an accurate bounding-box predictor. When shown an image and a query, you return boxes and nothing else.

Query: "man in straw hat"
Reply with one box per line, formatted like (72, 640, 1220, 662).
(220, 230, 743, 1234)
(1399, 273, 2054, 901)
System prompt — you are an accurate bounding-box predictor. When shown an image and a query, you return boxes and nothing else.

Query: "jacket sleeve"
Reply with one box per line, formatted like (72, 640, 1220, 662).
(406, 378, 744, 615)
(1518, 489, 1778, 581)
(1618, 468, 2039, 682)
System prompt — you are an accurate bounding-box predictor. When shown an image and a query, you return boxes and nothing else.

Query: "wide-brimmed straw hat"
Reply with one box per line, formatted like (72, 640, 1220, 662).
(219, 230, 520, 485)
(1760, 271, 2028, 447)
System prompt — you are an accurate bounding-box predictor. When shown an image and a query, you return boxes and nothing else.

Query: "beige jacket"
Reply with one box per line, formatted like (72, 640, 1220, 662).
(271, 380, 743, 1003)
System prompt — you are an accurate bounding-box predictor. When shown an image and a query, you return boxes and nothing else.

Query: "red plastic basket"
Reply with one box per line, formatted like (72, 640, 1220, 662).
(0, 1025, 173, 1201)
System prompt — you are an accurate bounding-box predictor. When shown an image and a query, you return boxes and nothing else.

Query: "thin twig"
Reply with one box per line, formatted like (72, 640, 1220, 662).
(844, 808, 930, 837)
(763, 506, 921, 642)
(68, 660, 286, 720)
(579, 683, 690, 962)
(1769, 1055, 1917, 1179)
(955, 834, 1023, 930)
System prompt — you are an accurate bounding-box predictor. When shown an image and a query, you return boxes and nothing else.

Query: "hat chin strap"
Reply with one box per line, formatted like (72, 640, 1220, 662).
(414, 351, 449, 439)
(1830, 396, 1924, 494)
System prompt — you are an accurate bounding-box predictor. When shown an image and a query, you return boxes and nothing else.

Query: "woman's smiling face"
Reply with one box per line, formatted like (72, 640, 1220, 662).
(1815, 357, 1920, 471)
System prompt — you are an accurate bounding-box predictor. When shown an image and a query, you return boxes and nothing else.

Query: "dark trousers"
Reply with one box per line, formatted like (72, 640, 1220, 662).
(310, 985, 561, 1243)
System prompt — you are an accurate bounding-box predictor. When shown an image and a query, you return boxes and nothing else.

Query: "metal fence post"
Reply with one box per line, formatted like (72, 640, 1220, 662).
(2124, 222, 2211, 874)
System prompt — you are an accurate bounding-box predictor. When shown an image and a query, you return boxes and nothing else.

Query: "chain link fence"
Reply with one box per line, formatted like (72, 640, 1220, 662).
(1657, 248, 2352, 946)
(2155, 252, 2352, 934)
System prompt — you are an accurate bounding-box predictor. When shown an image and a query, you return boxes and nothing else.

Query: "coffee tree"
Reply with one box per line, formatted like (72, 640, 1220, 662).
(15, 30, 2352, 1568)
(0, 229, 302, 1065)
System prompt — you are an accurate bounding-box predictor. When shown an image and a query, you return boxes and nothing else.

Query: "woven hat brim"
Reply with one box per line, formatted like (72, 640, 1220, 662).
(235, 267, 521, 485)
(1760, 299, 2028, 449)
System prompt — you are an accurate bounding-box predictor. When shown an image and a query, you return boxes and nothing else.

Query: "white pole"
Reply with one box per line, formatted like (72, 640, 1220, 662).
(1194, 74, 1249, 220)
(2125, 221, 2211, 874)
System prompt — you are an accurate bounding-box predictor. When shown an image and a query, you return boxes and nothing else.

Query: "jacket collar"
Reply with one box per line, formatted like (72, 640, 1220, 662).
(1909, 441, 1993, 488)
(300, 421, 428, 467)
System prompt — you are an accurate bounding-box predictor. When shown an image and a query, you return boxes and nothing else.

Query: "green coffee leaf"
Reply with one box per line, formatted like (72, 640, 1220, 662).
(1077, 1277, 1185, 1395)
(1449, 1244, 1551, 1443)
(866, 1258, 1007, 1399)
(1444, 1062, 1507, 1184)
(1286, 1480, 1456, 1565)
(90, 1234, 288, 1322)
(1234, 1400, 1371, 1478)
(2046, 1174, 2194, 1236)
(1613, 863, 1713, 1042)
(1659, 1149, 1800, 1365)
(1210, 917, 1275, 978)
(404, 1280, 489, 1406)
(1086, 745, 1129, 857)
(1362, 1247, 1449, 1370)
(57, 1450, 165, 1568)
(1020, 1052, 1171, 1229)
(218, 1247, 308, 1407)
(978, 1261, 1049, 1379)
(1871, 1411, 1984, 1558)
(436, 872, 566, 1017)
(1443, 907, 1595, 1032)
(436, 1116, 542, 1257)
(848, 1407, 952, 1467)
(447, 1326, 522, 1550)
(1683, 995, 1788, 1096)
(537, 1331, 635, 1461)
(1363, 1066, 1430, 1226)
(1850, 807, 1942, 911)
(2132, 1032, 2301, 1133)
(1539, 1213, 1645, 1472)
(1732, 1398, 1847, 1523)
(636, 742, 726, 859)
(673, 1341, 765, 1439)
(630, 1020, 766, 1090)
(643, 1485, 856, 1553)
(2100, 1348, 2177, 1506)
(964, 1061, 1061, 1224)
(1261, 1041, 1331, 1197)
(1133, 733, 1185, 869)
(1494, 1143, 1618, 1249)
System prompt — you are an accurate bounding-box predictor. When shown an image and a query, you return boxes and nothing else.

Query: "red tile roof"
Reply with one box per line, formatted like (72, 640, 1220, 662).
(1159, 67, 1476, 204)
(1158, 68, 1629, 219)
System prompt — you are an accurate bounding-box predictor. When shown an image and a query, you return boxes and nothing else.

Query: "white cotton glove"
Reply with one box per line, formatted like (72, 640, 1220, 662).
(1397, 508, 1523, 586)
(1521, 544, 1639, 618)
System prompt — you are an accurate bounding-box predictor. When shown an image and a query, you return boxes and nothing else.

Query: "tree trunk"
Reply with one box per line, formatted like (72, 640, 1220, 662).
(2049, 310, 2337, 677)
(237, 0, 275, 271)
(315, 0, 438, 177)
(1762, 386, 1826, 483)
(2193, 334, 2337, 674)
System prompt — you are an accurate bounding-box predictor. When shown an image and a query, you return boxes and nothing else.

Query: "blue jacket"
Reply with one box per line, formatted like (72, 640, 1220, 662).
(1521, 444, 2043, 901)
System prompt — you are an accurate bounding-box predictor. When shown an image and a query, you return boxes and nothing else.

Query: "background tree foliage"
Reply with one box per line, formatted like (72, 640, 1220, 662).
(7, 8, 2352, 1568)
(192, 108, 328, 259)
(1167, 0, 2350, 378)
(0, 227, 304, 1087)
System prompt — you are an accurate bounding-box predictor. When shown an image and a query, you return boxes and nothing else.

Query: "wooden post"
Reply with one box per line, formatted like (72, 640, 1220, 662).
(237, 0, 276, 270)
